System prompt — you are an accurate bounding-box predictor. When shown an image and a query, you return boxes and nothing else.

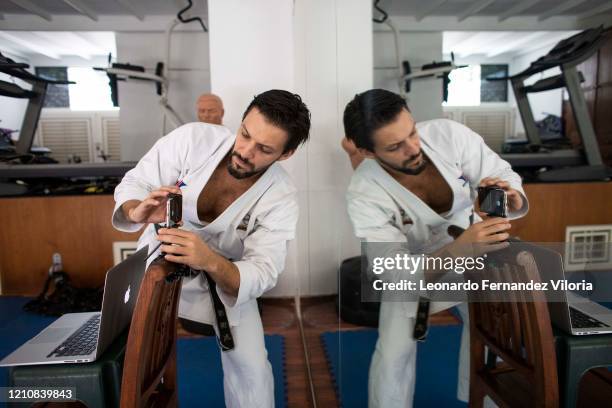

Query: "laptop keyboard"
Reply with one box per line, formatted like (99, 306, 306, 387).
(47, 314, 100, 358)
(569, 307, 610, 329)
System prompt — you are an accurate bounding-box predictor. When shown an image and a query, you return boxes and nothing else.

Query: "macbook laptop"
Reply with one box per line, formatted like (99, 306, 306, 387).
(0, 245, 148, 367)
(526, 243, 612, 335)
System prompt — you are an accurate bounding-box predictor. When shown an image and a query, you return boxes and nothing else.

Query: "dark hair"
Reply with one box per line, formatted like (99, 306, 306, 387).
(343, 89, 409, 152)
(242, 89, 311, 154)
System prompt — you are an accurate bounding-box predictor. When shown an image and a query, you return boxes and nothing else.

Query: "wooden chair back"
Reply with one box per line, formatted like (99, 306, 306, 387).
(120, 258, 182, 408)
(466, 250, 559, 408)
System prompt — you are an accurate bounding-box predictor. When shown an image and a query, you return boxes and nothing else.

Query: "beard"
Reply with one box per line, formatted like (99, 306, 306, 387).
(378, 151, 428, 176)
(226, 151, 270, 179)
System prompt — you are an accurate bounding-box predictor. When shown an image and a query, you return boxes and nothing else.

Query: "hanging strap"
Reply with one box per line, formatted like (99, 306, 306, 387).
(202, 271, 235, 351)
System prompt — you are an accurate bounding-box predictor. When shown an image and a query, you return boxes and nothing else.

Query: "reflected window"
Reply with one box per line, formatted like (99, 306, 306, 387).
(444, 64, 509, 106)
(67, 67, 115, 111)
(445, 65, 481, 106)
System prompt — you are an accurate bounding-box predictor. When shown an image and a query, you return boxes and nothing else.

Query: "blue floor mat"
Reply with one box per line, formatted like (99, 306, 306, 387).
(321, 325, 467, 408)
(0, 297, 286, 408)
(177, 335, 286, 408)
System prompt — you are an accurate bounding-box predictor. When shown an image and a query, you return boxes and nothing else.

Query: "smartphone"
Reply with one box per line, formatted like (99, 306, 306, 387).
(165, 193, 182, 228)
(477, 186, 508, 218)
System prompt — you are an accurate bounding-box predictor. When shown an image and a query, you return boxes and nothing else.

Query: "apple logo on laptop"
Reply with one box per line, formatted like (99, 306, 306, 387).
(124, 285, 131, 304)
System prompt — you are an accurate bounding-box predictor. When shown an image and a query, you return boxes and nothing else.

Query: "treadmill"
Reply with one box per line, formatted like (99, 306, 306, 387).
(0, 52, 75, 157)
(490, 26, 612, 182)
(0, 52, 135, 187)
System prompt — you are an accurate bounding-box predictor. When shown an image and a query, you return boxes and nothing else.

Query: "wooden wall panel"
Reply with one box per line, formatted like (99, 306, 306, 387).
(0, 184, 611, 295)
(0, 195, 140, 296)
(511, 182, 612, 242)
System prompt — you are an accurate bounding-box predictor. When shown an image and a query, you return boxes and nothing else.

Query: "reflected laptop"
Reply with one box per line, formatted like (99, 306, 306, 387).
(528, 244, 612, 335)
(0, 246, 148, 366)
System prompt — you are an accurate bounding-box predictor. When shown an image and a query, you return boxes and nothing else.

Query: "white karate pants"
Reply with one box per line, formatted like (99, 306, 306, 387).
(215, 299, 274, 408)
(367, 302, 470, 408)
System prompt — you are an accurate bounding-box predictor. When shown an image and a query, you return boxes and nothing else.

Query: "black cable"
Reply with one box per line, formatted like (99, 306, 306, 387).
(372, 0, 388, 23)
(177, 0, 208, 32)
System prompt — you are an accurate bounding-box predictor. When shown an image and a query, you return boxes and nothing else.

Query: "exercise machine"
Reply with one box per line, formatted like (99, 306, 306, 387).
(372, 0, 465, 101)
(95, 0, 207, 133)
(402, 53, 467, 101)
(490, 26, 612, 182)
(0, 53, 74, 158)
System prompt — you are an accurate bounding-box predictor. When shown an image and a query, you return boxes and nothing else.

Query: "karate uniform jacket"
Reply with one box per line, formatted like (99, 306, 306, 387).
(112, 123, 298, 327)
(347, 118, 529, 316)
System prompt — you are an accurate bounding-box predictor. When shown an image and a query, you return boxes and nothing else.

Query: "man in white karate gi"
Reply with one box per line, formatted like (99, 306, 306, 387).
(343, 89, 529, 407)
(112, 89, 311, 408)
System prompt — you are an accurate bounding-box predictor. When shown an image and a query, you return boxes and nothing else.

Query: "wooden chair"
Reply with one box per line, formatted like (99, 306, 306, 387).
(466, 250, 559, 408)
(120, 257, 183, 408)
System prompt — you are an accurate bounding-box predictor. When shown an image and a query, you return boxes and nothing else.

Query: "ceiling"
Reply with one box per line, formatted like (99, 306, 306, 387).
(443, 30, 579, 59)
(0, 0, 208, 21)
(0, 0, 207, 61)
(0, 1, 606, 62)
(0, 0, 609, 23)
(0, 31, 115, 60)
(376, 0, 612, 21)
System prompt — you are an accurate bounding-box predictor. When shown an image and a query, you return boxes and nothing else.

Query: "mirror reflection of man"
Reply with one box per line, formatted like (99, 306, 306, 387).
(343, 89, 529, 407)
(197, 93, 225, 125)
(113, 90, 310, 407)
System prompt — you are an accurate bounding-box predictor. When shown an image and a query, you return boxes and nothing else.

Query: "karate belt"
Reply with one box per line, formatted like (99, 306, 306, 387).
(412, 224, 470, 341)
(202, 270, 235, 351)
(164, 263, 235, 351)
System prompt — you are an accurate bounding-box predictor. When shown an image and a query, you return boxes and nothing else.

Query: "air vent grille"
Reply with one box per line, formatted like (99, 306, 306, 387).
(565, 225, 612, 271)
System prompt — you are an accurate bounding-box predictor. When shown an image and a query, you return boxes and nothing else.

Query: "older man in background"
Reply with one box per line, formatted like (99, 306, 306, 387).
(197, 93, 225, 125)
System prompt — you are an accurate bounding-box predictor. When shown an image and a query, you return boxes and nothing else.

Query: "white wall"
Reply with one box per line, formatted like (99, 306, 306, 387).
(25, 55, 109, 68)
(373, 30, 443, 121)
(208, 0, 297, 297)
(208, 0, 294, 132)
(208, 0, 371, 297)
(292, 0, 372, 297)
(116, 30, 210, 160)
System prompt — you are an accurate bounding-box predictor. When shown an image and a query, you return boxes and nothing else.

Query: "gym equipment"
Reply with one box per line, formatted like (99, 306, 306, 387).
(402, 53, 466, 101)
(490, 26, 612, 182)
(95, 0, 207, 133)
(0, 53, 74, 156)
(372, 0, 464, 100)
(338, 256, 380, 327)
(95, 60, 184, 130)
(0, 54, 135, 191)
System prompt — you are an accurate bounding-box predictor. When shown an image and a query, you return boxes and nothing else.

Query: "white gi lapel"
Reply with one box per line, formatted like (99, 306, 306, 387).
(366, 159, 445, 226)
(201, 164, 277, 236)
(420, 135, 473, 218)
(182, 135, 236, 227)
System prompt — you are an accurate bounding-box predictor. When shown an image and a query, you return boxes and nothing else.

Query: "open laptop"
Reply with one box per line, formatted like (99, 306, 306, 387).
(528, 244, 612, 335)
(0, 245, 148, 367)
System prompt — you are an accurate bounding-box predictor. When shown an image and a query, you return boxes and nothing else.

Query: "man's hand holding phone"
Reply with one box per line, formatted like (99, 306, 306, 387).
(121, 186, 182, 224)
(448, 218, 511, 257)
(478, 177, 523, 214)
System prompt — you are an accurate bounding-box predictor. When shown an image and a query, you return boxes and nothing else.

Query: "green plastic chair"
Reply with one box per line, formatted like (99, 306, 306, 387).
(8, 330, 127, 408)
